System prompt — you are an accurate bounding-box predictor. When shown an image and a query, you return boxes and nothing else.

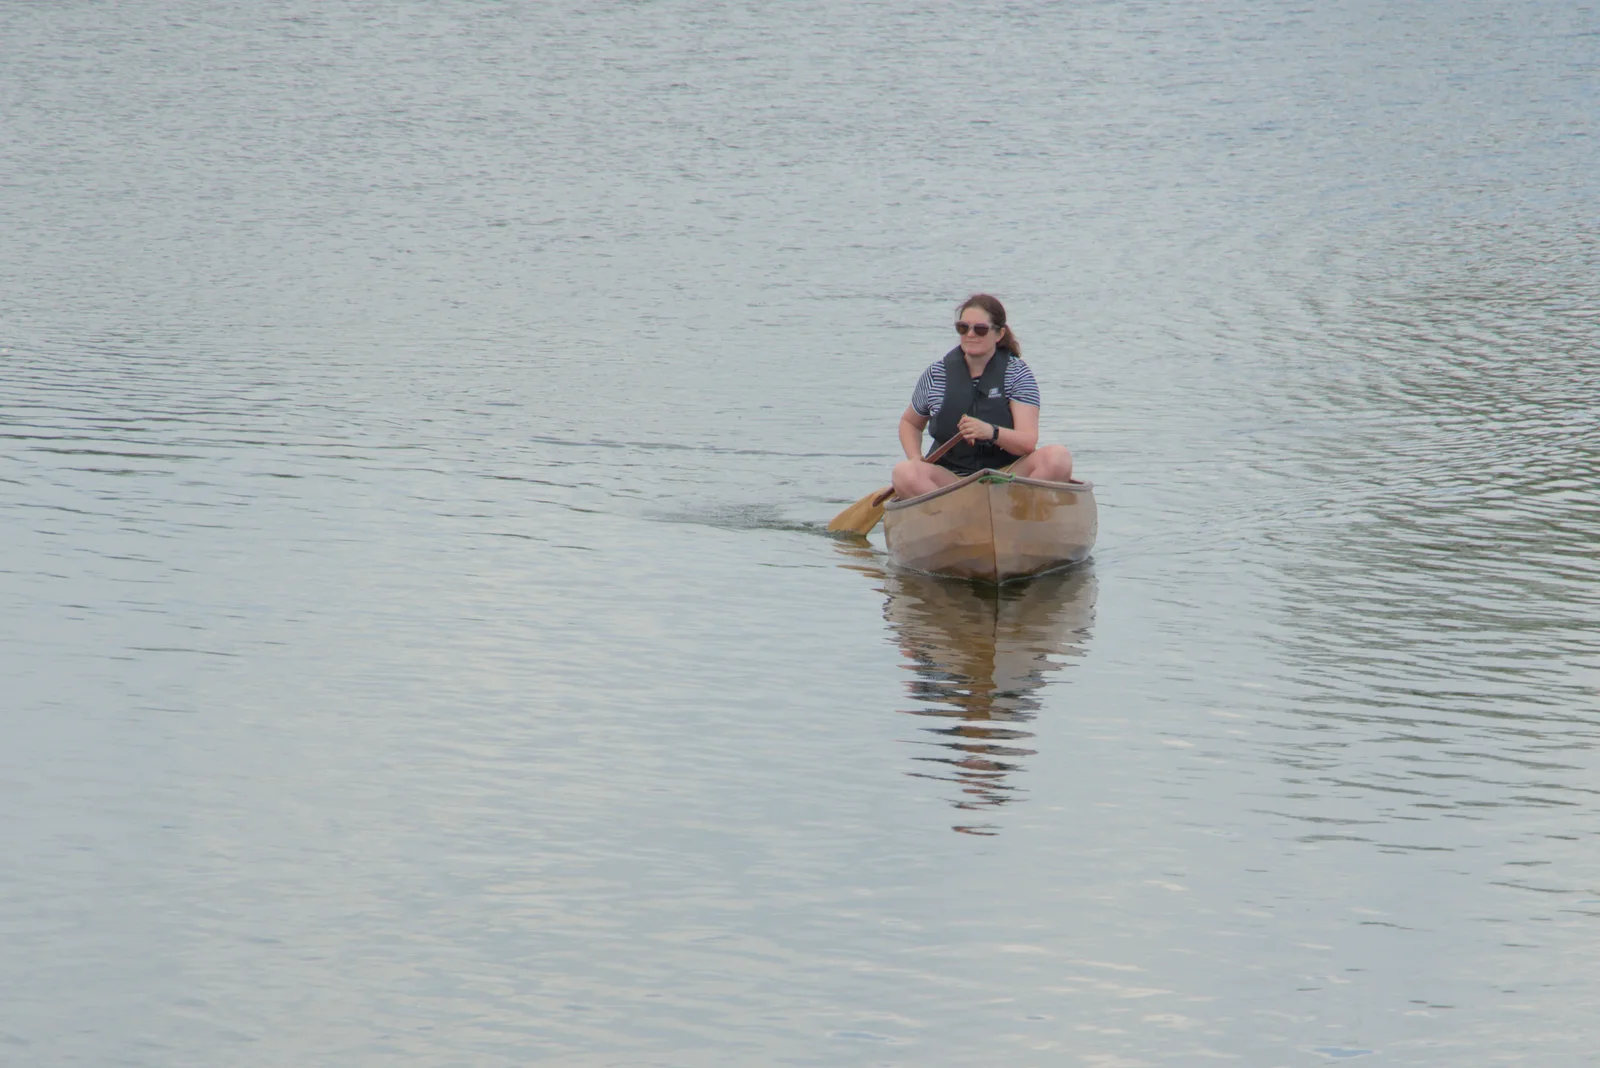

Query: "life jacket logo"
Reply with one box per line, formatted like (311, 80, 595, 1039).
(987, 388, 1001, 398)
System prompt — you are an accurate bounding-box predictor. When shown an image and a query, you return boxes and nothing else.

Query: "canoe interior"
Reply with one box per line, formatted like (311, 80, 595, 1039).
(882, 469, 1097, 583)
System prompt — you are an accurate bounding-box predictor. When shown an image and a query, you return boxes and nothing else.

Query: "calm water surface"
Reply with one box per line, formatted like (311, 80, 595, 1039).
(4, 1, 1599, 1065)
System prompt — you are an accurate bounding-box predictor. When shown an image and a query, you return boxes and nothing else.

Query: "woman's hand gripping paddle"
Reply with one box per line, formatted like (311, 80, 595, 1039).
(827, 434, 961, 536)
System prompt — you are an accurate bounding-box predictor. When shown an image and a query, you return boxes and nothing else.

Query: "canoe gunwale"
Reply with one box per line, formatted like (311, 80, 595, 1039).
(882, 468, 1094, 512)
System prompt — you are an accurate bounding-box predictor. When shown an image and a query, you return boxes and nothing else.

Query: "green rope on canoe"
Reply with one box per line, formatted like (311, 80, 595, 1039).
(978, 472, 1016, 484)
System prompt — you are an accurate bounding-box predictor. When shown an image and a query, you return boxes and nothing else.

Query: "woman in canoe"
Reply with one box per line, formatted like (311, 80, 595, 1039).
(891, 294, 1074, 499)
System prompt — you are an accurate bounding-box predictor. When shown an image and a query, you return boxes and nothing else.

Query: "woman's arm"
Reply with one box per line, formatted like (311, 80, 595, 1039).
(898, 406, 929, 461)
(1002, 401, 1039, 456)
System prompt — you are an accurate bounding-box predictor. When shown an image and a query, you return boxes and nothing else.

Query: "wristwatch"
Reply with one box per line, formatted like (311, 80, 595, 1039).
(990, 423, 1001, 443)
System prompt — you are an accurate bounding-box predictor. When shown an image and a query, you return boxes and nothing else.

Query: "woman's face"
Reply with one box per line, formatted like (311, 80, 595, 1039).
(957, 306, 1003, 361)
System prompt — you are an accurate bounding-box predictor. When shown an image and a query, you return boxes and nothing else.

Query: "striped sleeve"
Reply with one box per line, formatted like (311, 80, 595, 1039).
(1005, 357, 1041, 408)
(910, 361, 946, 417)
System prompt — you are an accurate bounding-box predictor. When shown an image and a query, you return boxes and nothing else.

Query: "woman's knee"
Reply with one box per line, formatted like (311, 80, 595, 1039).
(1032, 444, 1073, 480)
(893, 459, 950, 497)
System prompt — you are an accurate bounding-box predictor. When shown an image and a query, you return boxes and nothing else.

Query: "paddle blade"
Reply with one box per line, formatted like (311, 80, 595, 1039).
(828, 487, 895, 535)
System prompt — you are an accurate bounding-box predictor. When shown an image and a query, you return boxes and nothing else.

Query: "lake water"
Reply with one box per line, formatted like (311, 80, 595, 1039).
(3, 2, 1599, 1064)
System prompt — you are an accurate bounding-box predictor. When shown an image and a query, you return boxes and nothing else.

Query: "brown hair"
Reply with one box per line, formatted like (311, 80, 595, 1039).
(957, 293, 1019, 355)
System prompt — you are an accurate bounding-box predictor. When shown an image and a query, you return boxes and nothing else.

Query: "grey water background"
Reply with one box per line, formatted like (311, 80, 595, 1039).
(3, 1, 1598, 1064)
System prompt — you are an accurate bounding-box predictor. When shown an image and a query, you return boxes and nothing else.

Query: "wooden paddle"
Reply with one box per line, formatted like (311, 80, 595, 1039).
(827, 434, 962, 536)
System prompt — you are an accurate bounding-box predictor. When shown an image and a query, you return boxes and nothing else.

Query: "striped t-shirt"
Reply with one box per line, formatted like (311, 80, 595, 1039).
(910, 355, 1042, 418)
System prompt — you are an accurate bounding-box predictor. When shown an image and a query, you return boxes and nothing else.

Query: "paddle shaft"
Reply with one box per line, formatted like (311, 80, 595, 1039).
(922, 433, 962, 466)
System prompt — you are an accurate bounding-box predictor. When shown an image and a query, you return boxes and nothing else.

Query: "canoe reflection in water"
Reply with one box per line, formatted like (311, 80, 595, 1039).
(846, 549, 1098, 834)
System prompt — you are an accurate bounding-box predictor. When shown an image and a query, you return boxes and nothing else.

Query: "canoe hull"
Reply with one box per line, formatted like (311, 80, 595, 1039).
(882, 470, 1096, 583)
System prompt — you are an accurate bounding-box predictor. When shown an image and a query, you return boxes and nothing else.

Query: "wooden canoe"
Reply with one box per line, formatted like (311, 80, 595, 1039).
(882, 469, 1096, 583)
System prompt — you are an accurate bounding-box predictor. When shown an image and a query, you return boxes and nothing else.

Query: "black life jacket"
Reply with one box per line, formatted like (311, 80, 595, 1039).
(929, 346, 1015, 476)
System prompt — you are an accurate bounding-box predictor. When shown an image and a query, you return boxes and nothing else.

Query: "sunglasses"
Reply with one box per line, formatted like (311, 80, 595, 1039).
(954, 321, 999, 337)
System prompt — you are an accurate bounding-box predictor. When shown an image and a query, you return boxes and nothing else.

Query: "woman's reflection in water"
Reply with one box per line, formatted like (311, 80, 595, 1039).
(844, 547, 1098, 834)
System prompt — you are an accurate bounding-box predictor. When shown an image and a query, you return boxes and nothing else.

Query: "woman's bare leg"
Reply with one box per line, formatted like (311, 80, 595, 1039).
(1009, 444, 1073, 482)
(892, 459, 961, 499)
